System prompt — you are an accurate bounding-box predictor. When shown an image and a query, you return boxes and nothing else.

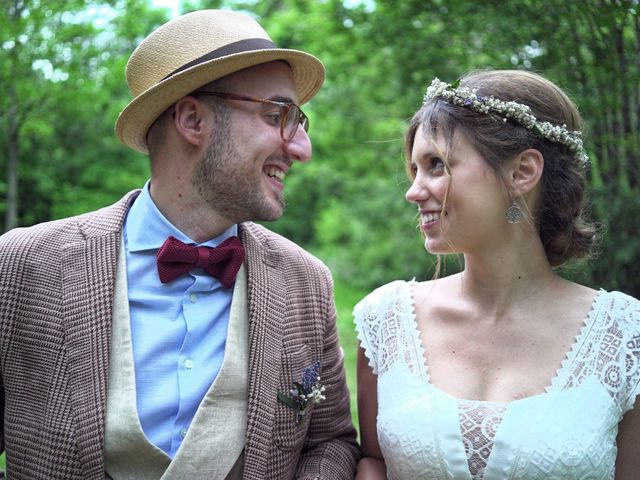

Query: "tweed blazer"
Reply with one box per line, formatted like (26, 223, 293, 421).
(0, 191, 359, 479)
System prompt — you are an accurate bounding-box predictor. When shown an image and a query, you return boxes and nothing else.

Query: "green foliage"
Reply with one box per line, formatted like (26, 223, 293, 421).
(1, 0, 639, 299)
(333, 278, 368, 434)
(0, 0, 168, 226)
(254, 0, 640, 297)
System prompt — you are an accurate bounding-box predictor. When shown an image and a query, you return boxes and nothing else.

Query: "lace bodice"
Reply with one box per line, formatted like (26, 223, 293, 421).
(354, 281, 640, 480)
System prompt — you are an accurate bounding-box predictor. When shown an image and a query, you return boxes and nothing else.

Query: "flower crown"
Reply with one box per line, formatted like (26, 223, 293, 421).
(423, 78, 589, 168)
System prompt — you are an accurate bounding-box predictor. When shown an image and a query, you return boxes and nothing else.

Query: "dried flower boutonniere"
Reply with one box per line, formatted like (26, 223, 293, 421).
(278, 360, 326, 424)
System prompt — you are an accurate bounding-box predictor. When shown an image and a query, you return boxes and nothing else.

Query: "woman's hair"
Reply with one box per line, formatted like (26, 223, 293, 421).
(405, 69, 597, 266)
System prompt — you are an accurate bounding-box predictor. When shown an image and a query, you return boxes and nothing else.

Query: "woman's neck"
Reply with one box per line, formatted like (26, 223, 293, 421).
(457, 235, 563, 315)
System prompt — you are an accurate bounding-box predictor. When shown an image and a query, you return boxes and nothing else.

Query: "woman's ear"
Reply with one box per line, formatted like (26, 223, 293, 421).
(172, 96, 207, 147)
(508, 148, 544, 196)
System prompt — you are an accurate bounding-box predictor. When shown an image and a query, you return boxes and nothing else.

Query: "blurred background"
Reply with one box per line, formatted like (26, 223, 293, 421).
(2, 0, 639, 434)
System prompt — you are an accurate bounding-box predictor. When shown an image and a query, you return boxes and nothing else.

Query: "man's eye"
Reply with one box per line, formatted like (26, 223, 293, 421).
(264, 111, 282, 125)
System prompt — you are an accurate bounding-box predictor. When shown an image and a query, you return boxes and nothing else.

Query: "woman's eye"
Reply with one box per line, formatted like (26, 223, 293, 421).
(430, 157, 445, 172)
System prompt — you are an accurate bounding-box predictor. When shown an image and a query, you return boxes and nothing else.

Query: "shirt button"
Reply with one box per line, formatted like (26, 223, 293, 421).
(184, 359, 194, 369)
(180, 428, 188, 438)
(189, 293, 197, 303)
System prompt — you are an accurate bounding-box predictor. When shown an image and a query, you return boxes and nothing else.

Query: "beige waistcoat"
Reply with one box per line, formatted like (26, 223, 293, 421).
(103, 242, 248, 479)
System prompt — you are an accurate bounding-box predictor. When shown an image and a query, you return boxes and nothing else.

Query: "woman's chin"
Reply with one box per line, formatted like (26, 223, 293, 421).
(424, 238, 455, 255)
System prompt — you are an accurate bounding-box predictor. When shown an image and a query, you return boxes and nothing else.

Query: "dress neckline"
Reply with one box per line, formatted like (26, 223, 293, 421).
(404, 280, 605, 406)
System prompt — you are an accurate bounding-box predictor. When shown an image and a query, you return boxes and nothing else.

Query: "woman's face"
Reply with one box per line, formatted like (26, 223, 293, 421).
(405, 123, 510, 256)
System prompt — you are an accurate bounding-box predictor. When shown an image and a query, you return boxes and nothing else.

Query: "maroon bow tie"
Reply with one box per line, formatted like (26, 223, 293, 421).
(156, 235, 245, 288)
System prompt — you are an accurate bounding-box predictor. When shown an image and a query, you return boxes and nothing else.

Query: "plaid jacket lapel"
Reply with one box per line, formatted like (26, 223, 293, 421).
(61, 191, 138, 477)
(240, 223, 287, 479)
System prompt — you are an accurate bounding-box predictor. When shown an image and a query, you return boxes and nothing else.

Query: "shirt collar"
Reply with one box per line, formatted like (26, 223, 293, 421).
(124, 180, 238, 252)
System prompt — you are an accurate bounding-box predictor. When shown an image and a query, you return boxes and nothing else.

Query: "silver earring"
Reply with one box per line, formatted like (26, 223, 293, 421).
(506, 198, 523, 224)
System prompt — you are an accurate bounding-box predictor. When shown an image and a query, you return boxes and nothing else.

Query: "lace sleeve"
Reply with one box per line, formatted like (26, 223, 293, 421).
(550, 290, 640, 415)
(353, 281, 409, 376)
(353, 291, 382, 375)
(616, 292, 640, 412)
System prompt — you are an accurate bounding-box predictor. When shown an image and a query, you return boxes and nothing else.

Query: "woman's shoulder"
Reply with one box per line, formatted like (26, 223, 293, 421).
(354, 279, 414, 314)
(587, 289, 640, 412)
(601, 289, 640, 305)
(597, 289, 640, 328)
(354, 280, 418, 373)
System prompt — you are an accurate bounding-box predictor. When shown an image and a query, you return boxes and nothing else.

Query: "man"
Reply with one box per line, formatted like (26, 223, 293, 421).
(0, 9, 359, 479)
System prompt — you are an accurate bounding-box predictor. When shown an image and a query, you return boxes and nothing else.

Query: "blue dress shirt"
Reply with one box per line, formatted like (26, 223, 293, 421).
(123, 181, 237, 458)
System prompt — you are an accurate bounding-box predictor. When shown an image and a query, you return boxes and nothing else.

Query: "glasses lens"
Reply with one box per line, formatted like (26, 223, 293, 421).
(282, 104, 309, 141)
(299, 111, 309, 132)
(282, 105, 298, 141)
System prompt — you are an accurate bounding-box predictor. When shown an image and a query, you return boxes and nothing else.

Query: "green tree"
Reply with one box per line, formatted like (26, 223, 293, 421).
(2, 0, 638, 296)
(227, 0, 640, 296)
(0, 0, 168, 230)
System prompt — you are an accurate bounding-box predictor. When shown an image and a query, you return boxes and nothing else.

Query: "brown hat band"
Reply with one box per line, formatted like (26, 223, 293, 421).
(163, 38, 278, 80)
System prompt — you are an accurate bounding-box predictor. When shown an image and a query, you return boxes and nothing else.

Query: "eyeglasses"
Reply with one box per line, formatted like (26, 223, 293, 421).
(194, 91, 309, 142)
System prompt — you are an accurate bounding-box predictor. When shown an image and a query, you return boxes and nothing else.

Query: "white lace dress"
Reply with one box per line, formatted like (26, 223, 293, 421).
(354, 280, 640, 480)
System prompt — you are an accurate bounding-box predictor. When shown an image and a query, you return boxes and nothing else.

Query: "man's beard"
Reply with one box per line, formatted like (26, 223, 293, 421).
(191, 131, 286, 224)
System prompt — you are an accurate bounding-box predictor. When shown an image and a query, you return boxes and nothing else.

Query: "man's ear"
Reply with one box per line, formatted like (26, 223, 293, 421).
(507, 148, 544, 197)
(172, 96, 208, 147)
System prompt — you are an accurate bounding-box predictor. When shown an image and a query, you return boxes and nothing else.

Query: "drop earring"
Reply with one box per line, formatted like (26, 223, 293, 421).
(506, 198, 523, 224)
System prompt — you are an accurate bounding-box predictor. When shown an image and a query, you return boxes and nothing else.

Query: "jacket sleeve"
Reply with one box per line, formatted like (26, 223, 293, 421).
(294, 267, 360, 479)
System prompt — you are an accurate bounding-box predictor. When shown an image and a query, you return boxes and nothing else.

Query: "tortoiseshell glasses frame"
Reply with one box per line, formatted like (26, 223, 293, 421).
(194, 91, 309, 141)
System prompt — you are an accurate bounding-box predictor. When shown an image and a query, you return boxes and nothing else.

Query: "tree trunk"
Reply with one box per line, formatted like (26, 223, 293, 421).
(5, 70, 19, 233)
(4, 0, 22, 233)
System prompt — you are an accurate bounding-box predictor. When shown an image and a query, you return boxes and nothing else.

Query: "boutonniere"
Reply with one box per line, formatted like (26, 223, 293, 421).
(278, 360, 326, 424)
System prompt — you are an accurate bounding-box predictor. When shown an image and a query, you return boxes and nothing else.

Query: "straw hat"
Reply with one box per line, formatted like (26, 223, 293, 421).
(115, 9, 325, 154)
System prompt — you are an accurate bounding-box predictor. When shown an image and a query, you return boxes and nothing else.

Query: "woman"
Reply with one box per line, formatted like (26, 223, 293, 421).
(354, 70, 640, 479)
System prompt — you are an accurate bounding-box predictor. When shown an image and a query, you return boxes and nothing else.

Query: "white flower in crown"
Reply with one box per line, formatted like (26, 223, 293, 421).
(423, 78, 589, 168)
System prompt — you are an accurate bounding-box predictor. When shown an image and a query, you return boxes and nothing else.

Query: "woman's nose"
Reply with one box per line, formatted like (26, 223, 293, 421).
(405, 176, 427, 204)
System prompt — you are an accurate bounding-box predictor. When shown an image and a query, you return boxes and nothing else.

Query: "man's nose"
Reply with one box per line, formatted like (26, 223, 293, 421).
(283, 126, 312, 163)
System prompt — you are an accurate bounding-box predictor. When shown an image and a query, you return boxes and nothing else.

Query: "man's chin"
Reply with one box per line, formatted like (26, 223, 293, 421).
(265, 197, 286, 221)
(258, 209, 285, 223)
(248, 199, 286, 223)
